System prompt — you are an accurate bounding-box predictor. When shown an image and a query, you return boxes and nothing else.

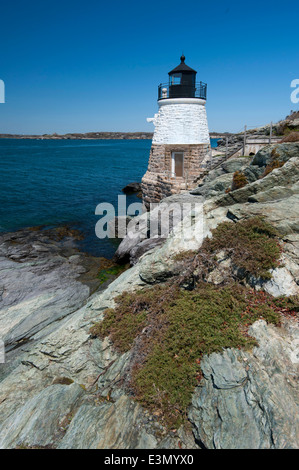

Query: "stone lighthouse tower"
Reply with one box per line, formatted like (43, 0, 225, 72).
(141, 55, 210, 208)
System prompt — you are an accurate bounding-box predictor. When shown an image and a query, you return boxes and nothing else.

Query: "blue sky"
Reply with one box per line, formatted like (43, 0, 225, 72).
(0, 0, 298, 133)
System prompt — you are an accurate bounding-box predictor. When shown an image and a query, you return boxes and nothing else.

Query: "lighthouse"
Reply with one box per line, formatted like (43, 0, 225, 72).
(141, 55, 210, 208)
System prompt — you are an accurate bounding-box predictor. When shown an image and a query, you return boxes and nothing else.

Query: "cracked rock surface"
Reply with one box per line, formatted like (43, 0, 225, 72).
(189, 320, 299, 449)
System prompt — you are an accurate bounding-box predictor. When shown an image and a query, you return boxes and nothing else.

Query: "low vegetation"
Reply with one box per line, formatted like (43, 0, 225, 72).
(280, 131, 299, 143)
(90, 281, 298, 428)
(226, 170, 248, 192)
(263, 159, 285, 176)
(275, 121, 299, 136)
(90, 290, 148, 351)
(231, 171, 248, 190)
(88, 217, 293, 429)
(203, 217, 281, 280)
(131, 284, 285, 425)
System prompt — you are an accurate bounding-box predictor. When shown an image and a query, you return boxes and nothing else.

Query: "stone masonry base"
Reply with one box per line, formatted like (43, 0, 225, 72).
(141, 143, 210, 208)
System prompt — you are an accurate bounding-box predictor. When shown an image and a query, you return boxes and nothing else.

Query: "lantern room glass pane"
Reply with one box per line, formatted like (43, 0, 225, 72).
(170, 73, 182, 85)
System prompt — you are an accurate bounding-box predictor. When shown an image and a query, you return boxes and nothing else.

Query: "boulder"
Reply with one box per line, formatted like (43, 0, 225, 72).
(251, 142, 299, 167)
(191, 157, 252, 197)
(114, 197, 199, 264)
(121, 182, 142, 194)
(243, 164, 264, 182)
(202, 157, 250, 184)
(139, 205, 228, 284)
(130, 237, 165, 265)
(221, 157, 252, 174)
(114, 212, 149, 262)
(190, 173, 233, 196)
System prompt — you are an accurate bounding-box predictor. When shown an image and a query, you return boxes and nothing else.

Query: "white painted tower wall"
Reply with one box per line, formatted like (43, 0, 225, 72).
(148, 98, 210, 145)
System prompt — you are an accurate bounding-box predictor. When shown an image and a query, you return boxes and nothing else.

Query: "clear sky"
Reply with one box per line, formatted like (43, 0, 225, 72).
(0, 0, 298, 134)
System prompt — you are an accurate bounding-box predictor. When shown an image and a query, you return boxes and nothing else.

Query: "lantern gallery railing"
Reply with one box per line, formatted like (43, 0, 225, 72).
(158, 81, 207, 100)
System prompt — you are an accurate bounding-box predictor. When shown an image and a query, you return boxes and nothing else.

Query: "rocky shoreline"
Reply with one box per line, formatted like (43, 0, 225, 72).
(0, 143, 298, 449)
(0, 226, 126, 380)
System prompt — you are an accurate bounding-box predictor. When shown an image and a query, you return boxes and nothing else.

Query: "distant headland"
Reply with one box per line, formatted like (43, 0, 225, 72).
(0, 131, 154, 140)
(0, 131, 229, 140)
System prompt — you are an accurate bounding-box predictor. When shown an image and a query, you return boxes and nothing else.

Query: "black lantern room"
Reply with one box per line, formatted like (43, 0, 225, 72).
(158, 55, 207, 101)
(169, 54, 196, 98)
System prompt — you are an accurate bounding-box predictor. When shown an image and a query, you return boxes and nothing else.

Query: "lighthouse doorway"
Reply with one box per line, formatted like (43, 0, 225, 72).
(171, 152, 184, 177)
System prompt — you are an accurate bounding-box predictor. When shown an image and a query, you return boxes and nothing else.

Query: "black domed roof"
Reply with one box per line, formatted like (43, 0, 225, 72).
(168, 55, 197, 75)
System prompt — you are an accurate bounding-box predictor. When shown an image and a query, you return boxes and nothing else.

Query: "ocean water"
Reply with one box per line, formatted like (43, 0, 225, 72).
(0, 138, 219, 258)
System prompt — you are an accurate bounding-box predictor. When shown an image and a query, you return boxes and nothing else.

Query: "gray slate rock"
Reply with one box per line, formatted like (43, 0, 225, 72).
(0, 228, 94, 357)
(130, 237, 165, 265)
(0, 142, 299, 449)
(252, 142, 299, 167)
(58, 395, 158, 449)
(189, 320, 299, 449)
(0, 384, 83, 449)
(190, 173, 233, 196)
(214, 157, 299, 208)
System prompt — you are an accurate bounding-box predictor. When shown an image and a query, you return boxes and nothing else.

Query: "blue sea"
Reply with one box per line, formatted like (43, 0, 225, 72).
(0, 138, 219, 258)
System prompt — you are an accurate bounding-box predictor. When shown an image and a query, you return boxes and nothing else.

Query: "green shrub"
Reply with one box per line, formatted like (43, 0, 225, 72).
(89, 288, 161, 351)
(132, 284, 285, 426)
(272, 295, 299, 312)
(91, 280, 297, 429)
(204, 217, 281, 280)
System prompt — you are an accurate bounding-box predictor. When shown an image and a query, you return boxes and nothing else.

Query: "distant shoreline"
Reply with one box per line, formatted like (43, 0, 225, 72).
(0, 131, 225, 140)
(0, 132, 154, 140)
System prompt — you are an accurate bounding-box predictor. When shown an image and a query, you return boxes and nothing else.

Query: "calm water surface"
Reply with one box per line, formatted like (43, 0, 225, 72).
(0, 138, 218, 257)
